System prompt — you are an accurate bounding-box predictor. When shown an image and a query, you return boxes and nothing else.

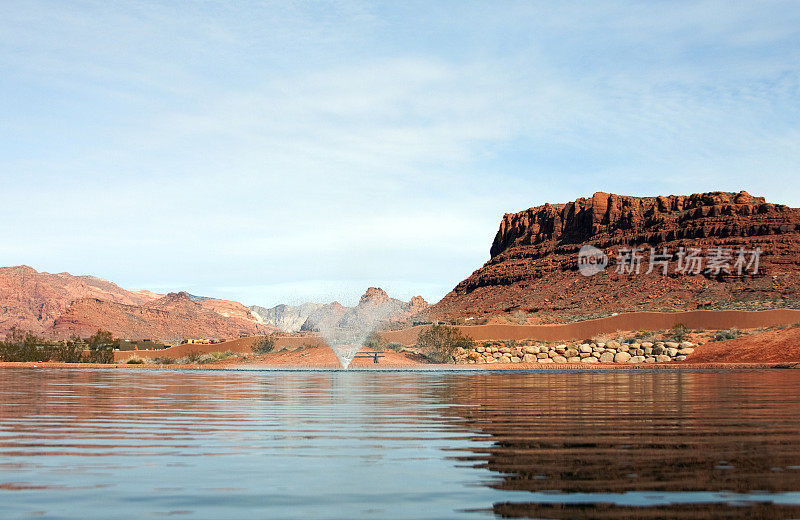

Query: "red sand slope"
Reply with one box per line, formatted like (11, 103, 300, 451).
(381, 309, 800, 345)
(681, 327, 800, 363)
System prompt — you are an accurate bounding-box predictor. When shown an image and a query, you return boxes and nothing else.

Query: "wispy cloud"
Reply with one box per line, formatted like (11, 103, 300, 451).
(1, 1, 798, 305)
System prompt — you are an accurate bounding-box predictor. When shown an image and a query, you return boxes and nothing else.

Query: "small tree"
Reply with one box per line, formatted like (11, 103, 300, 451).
(87, 330, 115, 364)
(252, 334, 277, 354)
(53, 335, 85, 363)
(669, 323, 690, 343)
(415, 324, 473, 363)
(0, 327, 50, 362)
(363, 330, 383, 350)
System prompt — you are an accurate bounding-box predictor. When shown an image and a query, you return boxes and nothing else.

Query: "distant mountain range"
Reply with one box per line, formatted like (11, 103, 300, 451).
(250, 287, 429, 334)
(0, 265, 428, 340)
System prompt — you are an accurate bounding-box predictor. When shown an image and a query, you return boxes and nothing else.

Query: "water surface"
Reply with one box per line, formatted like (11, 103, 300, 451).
(1, 368, 799, 519)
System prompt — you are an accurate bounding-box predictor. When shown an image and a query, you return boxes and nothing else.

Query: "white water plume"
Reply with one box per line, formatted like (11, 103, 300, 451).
(315, 295, 402, 368)
(330, 344, 362, 369)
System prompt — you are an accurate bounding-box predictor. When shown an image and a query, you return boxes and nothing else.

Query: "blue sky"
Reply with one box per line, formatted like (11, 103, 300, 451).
(1, 1, 799, 307)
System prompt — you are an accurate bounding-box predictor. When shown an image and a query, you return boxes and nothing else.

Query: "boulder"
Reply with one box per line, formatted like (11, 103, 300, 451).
(567, 356, 581, 363)
(678, 347, 695, 355)
(599, 352, 615, 363)
(538, 357, 554, 363)
(667, 348, 679, 357)
(656, 355, 672, 363)
(510, 356, 521, 363)
(581, 357, 599, 363)
(629, 356, 646, 363)
(553, 355, 567, 363)
(614, 352, 631, 363)
(523, 354, 538, 363)
(644, 357, 656, 363)
(579, 344, 593, 353)
(564, 348, 579, 358)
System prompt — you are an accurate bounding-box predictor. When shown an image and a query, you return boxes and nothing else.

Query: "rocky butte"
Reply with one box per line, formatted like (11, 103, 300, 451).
(431, 191, 800, 322)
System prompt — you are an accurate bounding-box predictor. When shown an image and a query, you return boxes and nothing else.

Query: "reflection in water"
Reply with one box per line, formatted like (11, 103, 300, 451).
(0, 369, 799, 519)
(441, 370, 800, 518)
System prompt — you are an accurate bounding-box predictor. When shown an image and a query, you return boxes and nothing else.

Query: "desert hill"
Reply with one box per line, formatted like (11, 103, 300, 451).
(0, 266, 272, 340)
(51, 292, 274, 340)
(432, 191, 800, 322)
(0, 265, 161, 335)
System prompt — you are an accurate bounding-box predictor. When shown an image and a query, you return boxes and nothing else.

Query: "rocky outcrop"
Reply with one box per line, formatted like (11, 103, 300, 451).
(196, 298, 261, 323)
(250, 302, 326, 332)
(252, 288, 429, 333)
(0, 265, 162, 335)
(51, 292, 276, 340)
(0, 266, 271, 339)
(433, 191, 800, 320)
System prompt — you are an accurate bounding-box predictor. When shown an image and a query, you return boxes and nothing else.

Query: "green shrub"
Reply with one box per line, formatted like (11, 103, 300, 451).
(385, 342, 405, 352)
(152, 357, 176, 365)
(669, 324, 690, 343)
(52, 336, 86, 363)
(714, 328, 741, 341)
(363, 331, 384, 350)
(252, 334, 277, 354)
(415, 324, 474, 363)
(180, 351, 203, 364)
(86, 330, 115, 364)
(0, 328, 52, 362)
(125, 356, 146, 364)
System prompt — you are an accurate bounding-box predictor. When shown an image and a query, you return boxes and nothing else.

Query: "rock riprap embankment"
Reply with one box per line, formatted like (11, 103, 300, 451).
(455, 340, 696, 364)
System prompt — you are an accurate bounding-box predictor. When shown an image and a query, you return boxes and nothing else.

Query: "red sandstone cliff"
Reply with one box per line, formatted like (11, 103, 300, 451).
(0, 266, 162, 335)
(51, 292, 275, 340)
(432, 191, 800, 321)
(0, 266, 272, 340)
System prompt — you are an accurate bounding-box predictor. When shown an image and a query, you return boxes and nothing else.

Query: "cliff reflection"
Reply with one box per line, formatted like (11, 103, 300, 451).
(437, 370, 800, 518)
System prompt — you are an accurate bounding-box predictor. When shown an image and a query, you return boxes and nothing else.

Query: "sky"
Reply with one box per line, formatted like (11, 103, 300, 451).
(1, 1, 799, 307)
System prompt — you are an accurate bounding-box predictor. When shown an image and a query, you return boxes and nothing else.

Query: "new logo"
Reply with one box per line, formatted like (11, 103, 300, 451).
(578, 245, 608, 276)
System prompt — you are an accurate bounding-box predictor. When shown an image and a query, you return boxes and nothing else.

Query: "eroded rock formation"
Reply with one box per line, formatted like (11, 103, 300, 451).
(433, 191, 800, 321)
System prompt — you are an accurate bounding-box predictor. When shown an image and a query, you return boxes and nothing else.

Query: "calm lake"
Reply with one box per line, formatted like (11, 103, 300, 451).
(1, 368, 800, 519)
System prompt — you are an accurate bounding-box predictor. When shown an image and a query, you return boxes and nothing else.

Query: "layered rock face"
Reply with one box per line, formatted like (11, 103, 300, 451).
(250, 302, 327, 332)
(0, 266, 271, 340)
(0, 266, 161, 335)
(51, 292, 275, 340)
(433, 191, 800, 321)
